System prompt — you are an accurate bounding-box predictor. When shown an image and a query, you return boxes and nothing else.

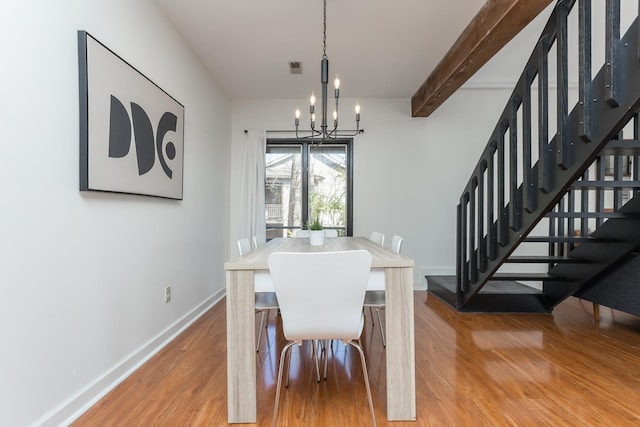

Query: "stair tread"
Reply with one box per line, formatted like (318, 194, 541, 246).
(545, 212, 640, 219)
(524, 236, 618, 243)
(492, 272, 564, 280)
(505, 255, 580, 263)
(426, 275, 543, 294)
(572, 180, 640, 189)
(601, 139, 640, 155)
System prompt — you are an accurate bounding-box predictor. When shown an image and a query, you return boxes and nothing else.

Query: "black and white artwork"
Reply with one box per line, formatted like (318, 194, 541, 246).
(78, 31, 184, 199)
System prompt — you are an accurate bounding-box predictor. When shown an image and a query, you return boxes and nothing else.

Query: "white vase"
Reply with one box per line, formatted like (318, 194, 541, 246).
(309, 230, 325, 246)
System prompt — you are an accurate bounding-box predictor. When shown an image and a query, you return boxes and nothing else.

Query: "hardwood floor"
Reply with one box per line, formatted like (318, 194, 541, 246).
(72, 293, 640, 426)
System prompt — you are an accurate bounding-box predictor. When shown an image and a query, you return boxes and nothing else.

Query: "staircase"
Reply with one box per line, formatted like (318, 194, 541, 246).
(428, 0, 640, 313)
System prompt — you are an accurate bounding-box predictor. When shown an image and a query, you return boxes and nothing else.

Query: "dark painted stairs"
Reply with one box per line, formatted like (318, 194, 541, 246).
(427, 1, 640, 313)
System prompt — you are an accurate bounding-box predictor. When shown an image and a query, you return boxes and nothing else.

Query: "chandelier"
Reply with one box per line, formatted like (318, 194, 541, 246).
(294, 0, 361, 142)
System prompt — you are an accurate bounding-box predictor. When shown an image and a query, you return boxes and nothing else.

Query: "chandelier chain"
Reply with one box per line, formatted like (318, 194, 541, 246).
(322, 0, 327, 58)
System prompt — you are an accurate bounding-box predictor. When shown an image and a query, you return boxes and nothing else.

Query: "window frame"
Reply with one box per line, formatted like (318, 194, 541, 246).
(266, 138, 354, 236)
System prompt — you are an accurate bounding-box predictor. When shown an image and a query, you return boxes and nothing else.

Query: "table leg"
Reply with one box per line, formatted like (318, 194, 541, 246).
(226, 270, 256, 423)
(384, 267, 416, 420)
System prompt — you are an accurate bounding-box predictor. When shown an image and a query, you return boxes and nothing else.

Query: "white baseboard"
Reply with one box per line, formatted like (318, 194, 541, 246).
(414, 280, 428, 291)
(38, 289, 225, 427)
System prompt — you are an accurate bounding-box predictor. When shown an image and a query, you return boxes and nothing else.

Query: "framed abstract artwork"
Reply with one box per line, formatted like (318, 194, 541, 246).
(78, 31, 184, 199)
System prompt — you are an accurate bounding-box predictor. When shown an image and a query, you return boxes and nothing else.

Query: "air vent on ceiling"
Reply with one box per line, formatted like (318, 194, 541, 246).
(289, 61, 303, 75)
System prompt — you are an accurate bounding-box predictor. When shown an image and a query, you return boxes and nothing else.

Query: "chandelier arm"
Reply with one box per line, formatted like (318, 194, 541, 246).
(296, 128, 323, 139)
(335, 130, 358, 137)
(328, 121, 339, 136)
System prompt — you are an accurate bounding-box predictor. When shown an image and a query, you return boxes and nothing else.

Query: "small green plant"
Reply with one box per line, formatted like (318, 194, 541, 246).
(309, 217, 323, 230)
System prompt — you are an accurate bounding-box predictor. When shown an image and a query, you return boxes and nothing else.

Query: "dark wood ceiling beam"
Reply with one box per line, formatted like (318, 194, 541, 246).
(411, 0, 554, 117)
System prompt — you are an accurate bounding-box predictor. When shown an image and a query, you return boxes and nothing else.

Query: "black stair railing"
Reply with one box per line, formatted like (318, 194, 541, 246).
(456, 0, 640, 308)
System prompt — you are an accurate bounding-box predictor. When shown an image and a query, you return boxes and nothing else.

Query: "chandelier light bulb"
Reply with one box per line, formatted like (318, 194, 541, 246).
(310, 92, 316, 106)
(333, 110, 338, 120)
(334, 75, 340, 90)
(295, 108, 301, 119)
(355, 103, 361, 114)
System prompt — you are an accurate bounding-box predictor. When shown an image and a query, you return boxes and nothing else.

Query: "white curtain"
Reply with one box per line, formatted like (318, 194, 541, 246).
(239, 130, 266, 244)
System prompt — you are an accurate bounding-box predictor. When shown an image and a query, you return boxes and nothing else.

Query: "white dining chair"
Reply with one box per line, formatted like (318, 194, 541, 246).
(253, 233, 266, 249)
(237, 238, 251, 257)
(268, 250, 376, 427)
(390, 234, 403, 254)
(369, 231, 385, 246)
(237, 238, 279, 351)
(364, 235, 403, 347)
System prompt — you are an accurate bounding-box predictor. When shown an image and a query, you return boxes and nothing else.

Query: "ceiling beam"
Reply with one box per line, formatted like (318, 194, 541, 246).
(411, 0, 554, 117)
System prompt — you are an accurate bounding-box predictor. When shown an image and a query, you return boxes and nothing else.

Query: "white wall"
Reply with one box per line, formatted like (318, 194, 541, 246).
(231, 88, 513, 286)
(0, 1, 230, 425)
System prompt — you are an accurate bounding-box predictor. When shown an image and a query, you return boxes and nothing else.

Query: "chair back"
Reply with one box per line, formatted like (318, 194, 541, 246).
(293, 229, 309, 238)
(268, 250, 372, 341)
(370, 231, 385, 246)
(237, 238, 251, 256)
(390, 235, 403, 254)
(253, 234, 266, 248)
(367, 235, 402, 291)
(324, 229, 339, 237)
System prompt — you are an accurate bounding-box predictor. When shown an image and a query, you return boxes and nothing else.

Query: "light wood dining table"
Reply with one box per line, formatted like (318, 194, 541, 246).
(224, 236, 416, 423)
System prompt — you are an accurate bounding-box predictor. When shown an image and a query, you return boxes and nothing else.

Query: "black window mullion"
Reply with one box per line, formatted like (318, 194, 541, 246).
(300, 141, 309, 227)
(346, 139, 353, 236)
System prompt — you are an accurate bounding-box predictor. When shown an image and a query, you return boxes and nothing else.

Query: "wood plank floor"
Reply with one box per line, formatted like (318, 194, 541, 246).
(72, 293, 640, 426)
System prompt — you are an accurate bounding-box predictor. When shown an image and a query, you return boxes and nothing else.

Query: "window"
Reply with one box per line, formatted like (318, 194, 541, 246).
(265, 139, 353, 238)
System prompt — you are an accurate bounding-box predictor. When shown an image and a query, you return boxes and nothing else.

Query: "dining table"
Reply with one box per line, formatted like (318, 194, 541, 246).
(224, 236, 416, 423)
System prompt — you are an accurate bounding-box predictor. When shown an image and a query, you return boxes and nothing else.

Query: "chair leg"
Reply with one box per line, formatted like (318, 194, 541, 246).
(312, 340, 321, 382)
(346, 339, 377, 427)
(256, 310, 268, 352)
(323, 340, 329, 379)
(285, 342, 294, 388)
(273, 341, 297, 427)
(375, 308, 386, 347)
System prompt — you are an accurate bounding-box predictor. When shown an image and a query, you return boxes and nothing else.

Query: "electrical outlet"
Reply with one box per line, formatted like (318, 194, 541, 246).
(164, 286, 171, 303)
